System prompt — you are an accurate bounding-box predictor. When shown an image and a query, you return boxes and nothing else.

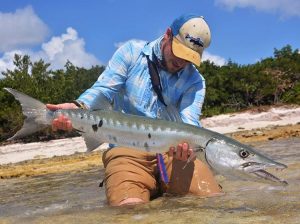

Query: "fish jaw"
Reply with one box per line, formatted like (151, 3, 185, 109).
(205, 137, 288, 185)
(241, 161, 288, 185)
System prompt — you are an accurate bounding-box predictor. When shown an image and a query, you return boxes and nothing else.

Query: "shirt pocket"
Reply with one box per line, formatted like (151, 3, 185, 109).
(125, 66, 153, 111)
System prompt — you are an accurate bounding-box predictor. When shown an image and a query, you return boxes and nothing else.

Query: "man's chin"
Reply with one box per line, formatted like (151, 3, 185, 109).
(166, 66, 181, 74)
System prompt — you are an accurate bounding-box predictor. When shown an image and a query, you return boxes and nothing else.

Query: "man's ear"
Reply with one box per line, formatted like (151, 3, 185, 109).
(164, 27, 173, 39)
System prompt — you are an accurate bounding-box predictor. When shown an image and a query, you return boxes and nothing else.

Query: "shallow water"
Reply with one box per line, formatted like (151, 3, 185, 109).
(1, 138, 300, 224)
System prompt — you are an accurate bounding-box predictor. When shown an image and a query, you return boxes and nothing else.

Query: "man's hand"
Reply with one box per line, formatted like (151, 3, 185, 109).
(46, 103, 78, 132)
(169, 142, 195, 162)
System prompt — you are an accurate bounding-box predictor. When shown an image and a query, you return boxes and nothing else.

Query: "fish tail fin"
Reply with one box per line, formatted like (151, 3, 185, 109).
(4, 88, 51, 140)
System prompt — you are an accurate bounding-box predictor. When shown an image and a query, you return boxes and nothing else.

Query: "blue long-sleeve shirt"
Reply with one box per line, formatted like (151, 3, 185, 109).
(77, 36, 206, 127)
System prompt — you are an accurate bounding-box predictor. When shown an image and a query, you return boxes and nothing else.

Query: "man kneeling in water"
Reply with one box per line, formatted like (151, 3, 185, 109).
(47, 14, 222, 206)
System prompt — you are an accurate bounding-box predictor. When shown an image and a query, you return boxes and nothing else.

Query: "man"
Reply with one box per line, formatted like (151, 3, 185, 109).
(47, 14, 222, 206)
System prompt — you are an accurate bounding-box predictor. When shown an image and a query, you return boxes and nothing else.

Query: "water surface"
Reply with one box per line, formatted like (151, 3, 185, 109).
(1, 138, 299, 224)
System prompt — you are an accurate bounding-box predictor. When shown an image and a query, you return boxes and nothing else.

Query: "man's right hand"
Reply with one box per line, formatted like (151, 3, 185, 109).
(46, 103, 78, 131)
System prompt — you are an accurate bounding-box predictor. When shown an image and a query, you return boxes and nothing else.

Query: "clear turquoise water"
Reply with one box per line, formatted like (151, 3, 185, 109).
(1, 137, 299, 224)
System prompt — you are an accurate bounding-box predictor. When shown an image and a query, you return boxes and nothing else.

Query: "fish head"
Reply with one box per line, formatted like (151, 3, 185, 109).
(204, 137, 288, 185)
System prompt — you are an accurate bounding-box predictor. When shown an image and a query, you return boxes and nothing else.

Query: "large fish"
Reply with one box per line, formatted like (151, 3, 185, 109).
(5, 88, 288, 185)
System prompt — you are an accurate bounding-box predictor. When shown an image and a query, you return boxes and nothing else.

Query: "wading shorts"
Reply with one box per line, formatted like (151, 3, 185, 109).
(102, 147, 222, 206)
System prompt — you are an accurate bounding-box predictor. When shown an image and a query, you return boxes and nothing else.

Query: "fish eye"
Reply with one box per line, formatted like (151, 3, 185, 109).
(239, 150, 250, 158)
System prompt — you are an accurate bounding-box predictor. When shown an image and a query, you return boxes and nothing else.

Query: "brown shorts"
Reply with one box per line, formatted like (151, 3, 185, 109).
(102, 147, 222, 206)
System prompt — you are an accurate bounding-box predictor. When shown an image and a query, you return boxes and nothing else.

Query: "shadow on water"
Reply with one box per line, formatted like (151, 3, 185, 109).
(1, 138, 300, 224)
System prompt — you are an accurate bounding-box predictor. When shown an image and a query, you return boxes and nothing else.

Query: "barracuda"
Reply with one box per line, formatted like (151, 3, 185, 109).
(5, 88, 288, 185)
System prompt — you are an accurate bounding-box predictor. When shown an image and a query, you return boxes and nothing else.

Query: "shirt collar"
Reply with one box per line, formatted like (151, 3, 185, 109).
(142, 35, 163, 61)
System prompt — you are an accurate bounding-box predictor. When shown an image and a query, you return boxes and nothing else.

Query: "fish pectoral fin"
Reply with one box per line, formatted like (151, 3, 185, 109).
(82, 134, 104, 152)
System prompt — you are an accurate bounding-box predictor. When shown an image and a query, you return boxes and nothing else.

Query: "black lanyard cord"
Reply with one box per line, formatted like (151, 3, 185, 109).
(146, 54, 167, 107)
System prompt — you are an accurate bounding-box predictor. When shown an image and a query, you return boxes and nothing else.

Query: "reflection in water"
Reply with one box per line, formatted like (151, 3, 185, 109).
(0, 138, 299, 223)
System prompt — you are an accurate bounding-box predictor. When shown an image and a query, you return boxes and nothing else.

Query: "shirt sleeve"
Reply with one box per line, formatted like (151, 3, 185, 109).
(179, 80, 206, 127)
(77, 41, 134, 109)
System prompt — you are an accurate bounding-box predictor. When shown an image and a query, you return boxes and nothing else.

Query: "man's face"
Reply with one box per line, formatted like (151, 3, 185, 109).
(161, 30, 190, 73)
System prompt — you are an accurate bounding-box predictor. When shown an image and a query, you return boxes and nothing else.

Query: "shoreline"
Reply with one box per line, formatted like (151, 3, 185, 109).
(1, 105, 300, 179)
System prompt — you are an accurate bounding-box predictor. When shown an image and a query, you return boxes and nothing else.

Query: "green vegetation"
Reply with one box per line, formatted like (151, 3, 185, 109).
(0, 45, 299, 142)
(200, 45, 300, 116)
(0, 55, 104, 141)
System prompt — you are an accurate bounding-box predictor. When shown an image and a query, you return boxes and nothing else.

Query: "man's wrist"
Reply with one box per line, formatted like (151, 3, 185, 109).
(72, 100, 87, 109)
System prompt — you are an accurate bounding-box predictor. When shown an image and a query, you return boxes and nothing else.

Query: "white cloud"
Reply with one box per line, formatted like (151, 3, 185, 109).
(203, 51, 227, 66)
(42, 27, 77, 60)
(215, 0, 300, 17)
(0, 6, 49, 52)
(0, 50, 23, 75)
(0, 27, 101, 75)
(39, 27, 100, 69)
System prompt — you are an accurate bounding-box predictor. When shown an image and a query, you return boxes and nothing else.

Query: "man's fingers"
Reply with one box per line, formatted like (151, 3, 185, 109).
(51, 115, 72, 131)
(176, 144, 183, 160)
(188, 148, 196, 162)
(169, 142, 194, 161)
(57, 115, 66, 130)
(181, 142, 189, 161)
(66, 120, 73, 131)
(169, 146, 175, 158)
(52, 118, 59, 132)
(187, 148, 193, 157)
(46, 103, 77, 131)
(169, 143, 194, 162)
(46, 103, 78, 111)
(57, 114, 65, 123)
(46, 104, 60, 111)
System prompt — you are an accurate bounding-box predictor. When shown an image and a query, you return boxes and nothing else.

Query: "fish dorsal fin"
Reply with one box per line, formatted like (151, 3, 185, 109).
(82, 133, 104, 152)
(158, 105, 183, 123)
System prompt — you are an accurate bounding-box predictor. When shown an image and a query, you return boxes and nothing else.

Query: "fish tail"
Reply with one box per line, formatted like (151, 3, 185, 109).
(4, 88, 51, 140)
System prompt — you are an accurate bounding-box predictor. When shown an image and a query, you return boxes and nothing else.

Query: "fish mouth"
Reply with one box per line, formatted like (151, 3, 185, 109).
(241, 162, 288, 185)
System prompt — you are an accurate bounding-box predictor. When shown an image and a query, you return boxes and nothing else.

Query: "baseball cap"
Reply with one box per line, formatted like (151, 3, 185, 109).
(170, 14, 211, 66)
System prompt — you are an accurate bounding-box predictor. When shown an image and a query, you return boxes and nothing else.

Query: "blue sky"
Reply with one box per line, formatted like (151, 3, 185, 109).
(0, 0, 299, 74)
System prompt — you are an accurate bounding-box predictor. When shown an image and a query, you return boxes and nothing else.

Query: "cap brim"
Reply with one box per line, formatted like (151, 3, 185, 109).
(172, 38, 201, 66)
